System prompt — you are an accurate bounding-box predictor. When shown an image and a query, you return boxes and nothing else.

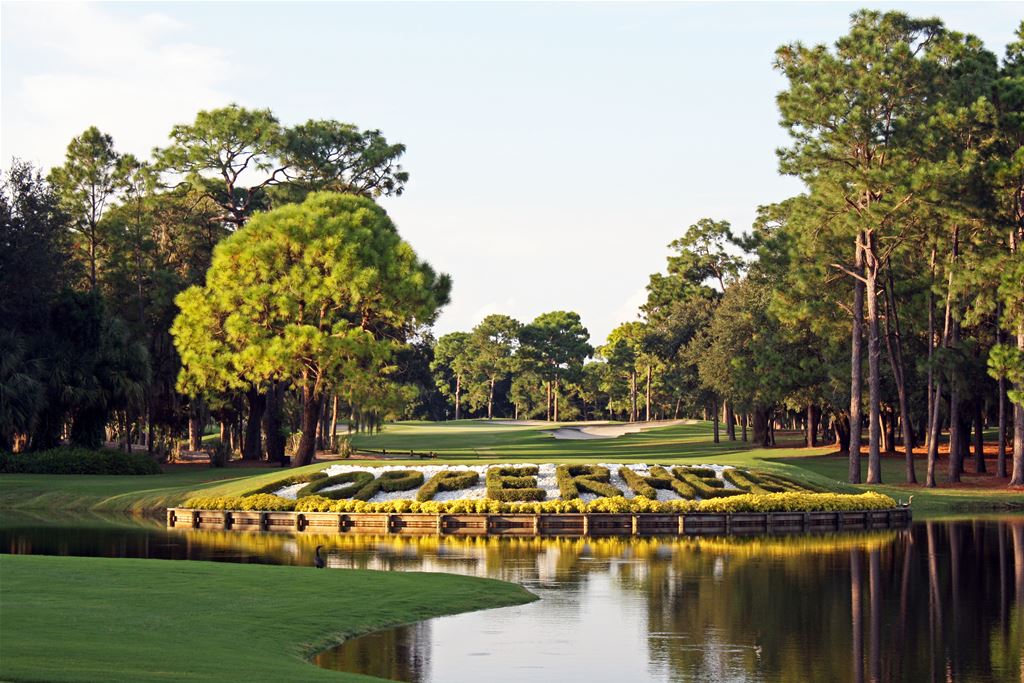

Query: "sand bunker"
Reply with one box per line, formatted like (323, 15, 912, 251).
(548, 420, 690, 440)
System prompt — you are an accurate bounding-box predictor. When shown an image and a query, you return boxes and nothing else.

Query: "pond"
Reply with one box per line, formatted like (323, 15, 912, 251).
(2, 513, 1021, 682)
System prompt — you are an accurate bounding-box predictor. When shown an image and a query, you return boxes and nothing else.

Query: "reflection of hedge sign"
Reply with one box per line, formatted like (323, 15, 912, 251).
(298, 470, 424, 501)
(556, 465, 621, 499)
(417, 470, 480, 501)
(486, 466, 546, 502)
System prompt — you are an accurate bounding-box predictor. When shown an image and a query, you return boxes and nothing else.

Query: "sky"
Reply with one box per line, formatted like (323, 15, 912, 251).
(2, 2, 1020, 345)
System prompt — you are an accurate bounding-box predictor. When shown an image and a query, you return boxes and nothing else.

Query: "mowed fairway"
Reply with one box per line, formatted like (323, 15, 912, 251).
(0, 555, 536, 683)
(349, 419, 758, 462)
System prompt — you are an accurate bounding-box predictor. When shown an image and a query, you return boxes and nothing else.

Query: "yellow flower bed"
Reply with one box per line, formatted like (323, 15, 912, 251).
(182, 491, 897, 515)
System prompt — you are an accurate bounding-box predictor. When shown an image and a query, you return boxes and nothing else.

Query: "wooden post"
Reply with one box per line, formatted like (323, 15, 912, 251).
(532, 515, 540, 535)
(677, 514, 685, 535)
(295, 513, 304, 532)
(631, 515, 638, 535)
(222, 511, 232, 530)
(166, 509, 175, 528)
(436, 515, 445, 535)
(765, 513, 772, 534)
(259, 512, 268, 531)
(190, 510, 199, 529)
(725, 514, 732, 534)
(582, 514, 590, 536)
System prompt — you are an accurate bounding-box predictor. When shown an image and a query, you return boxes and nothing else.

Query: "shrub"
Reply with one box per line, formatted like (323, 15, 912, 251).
(0, 448, 162, 475)
(697, 492, 896, 513)
(618, 466, 658, 499)
(187, 490, 897, 514)
(556, 465, 621, 499)
(183, 494, 296, 511)
(486, 466, 545, 502)
(244, 470, 327, 496)
(671, 467, 742, 499)
(417, 470, 480, 502)
(648, 466, 697, 500)
(297, 471, 375, 500)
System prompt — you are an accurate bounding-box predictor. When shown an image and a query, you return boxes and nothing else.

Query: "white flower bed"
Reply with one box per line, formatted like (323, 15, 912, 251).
(273, 462, 736, 503)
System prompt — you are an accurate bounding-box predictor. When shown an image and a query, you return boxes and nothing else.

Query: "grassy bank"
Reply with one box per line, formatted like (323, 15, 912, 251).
(0, 554, 536, 682)
(2, 420, 1021, 518)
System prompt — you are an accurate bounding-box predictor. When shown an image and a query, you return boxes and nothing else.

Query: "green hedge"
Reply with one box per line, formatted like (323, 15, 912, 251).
(556, 465, 621, 499)
(417, 470, 480, 502)
(486, 466, 545, 502)
(648, 466, 697, 500)
(245, 470, 327, 496)
(0, 448, 161, 475)
(618, 466, 658, 499)
(297, 471, 375, 500)
(672, 467, 742, 499)
(186, 491, 898, 515)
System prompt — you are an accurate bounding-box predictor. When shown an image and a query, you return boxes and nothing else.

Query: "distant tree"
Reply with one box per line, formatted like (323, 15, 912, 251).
(519, 311, 592, 421)
(467, 314, 521, 419)
(432, 332, 473, 420)
(48, 127, 123, 288)
(172, 192, 449, 467)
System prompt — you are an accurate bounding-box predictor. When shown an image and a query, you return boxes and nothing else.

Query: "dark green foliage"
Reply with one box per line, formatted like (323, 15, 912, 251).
(375, 470, 425, 493)
(648, 466, 697, 500)
(246, 471, 328, 496)
(618, 466, 658, 499)
(0, 448, 160, 475)
(486, 466, 545, 502)
(672, 467, 742, 499)
(297, 471, 375, 500)
(417, 469, 480, 502)
(555, 464, 621, 499)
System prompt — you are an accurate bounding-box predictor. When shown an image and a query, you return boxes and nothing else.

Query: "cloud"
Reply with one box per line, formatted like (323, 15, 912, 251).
(1, 3, 234, 170)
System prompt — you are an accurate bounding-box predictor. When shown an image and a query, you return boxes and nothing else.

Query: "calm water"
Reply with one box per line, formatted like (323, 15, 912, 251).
(2, 513, 1022, 682)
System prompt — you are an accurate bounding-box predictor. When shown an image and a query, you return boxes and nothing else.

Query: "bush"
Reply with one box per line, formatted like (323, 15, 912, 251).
(556, 465, 621, 499)
(189, 491, 897, 514)
(618, 466, 658, 499)
(244, 470, 327, 496)
(183, 494, 296, 511)
(297, 471, 375, 500)
(0, 448, 162, 475)
(648, 466, 697, 499)
(672, 467, 742, 499)
(417, 470, 480, 502)
(486, 466, 545, 502)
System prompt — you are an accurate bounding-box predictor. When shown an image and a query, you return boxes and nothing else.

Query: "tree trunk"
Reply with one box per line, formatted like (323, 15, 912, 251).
(926, 228, 957, 488)
(948, 315, 963, 483)
(726, 401, 736, 440)
(926, 247, 936, 450)
(864, 231, 882, 484)
(741, 413, 748, 442)
(997, 305, 1008, 478)
(553, 382, 560, 422)
(834, 413, 851, 453)
(242, 388, 266, 462)
(882, 262, 916, 482)
(712, 398, 720, 444)
(674, 398, 681, 420)
(329, 394, 339, 451)
(1013, 326, 1024, 486)
(752, 406, 771, 447)
(806, 404, 819, 448)
(454, 374, 461, 421)
(487, 378, 495, 420)
(546, 381, 552, 422)
(849, 232, 865, 483)
(630, 372, 637, 422)
(265, 382, 286, 464)
(972, 402, 985, 474)
(292, 386, 322, 467)
(188, 400, 203, 452)
(646, 365, 652, 422)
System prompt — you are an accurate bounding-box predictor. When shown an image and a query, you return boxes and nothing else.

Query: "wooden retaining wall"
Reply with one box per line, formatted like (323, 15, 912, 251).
(166, 507, 912, 537)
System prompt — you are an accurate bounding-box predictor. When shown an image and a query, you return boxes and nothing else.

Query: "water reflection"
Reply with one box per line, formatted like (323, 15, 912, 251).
(1, 514, 1021, 682)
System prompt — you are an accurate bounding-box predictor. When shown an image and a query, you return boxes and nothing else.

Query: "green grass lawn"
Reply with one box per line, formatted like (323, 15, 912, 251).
(3, 420, 1021, 518)
(0, 554, 536, 682)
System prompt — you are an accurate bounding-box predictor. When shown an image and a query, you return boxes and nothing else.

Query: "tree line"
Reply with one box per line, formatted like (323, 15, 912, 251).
(2, 11, 1021, 486)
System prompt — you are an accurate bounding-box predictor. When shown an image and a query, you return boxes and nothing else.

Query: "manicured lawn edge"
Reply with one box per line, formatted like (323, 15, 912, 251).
(0, 555, 537, 682)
